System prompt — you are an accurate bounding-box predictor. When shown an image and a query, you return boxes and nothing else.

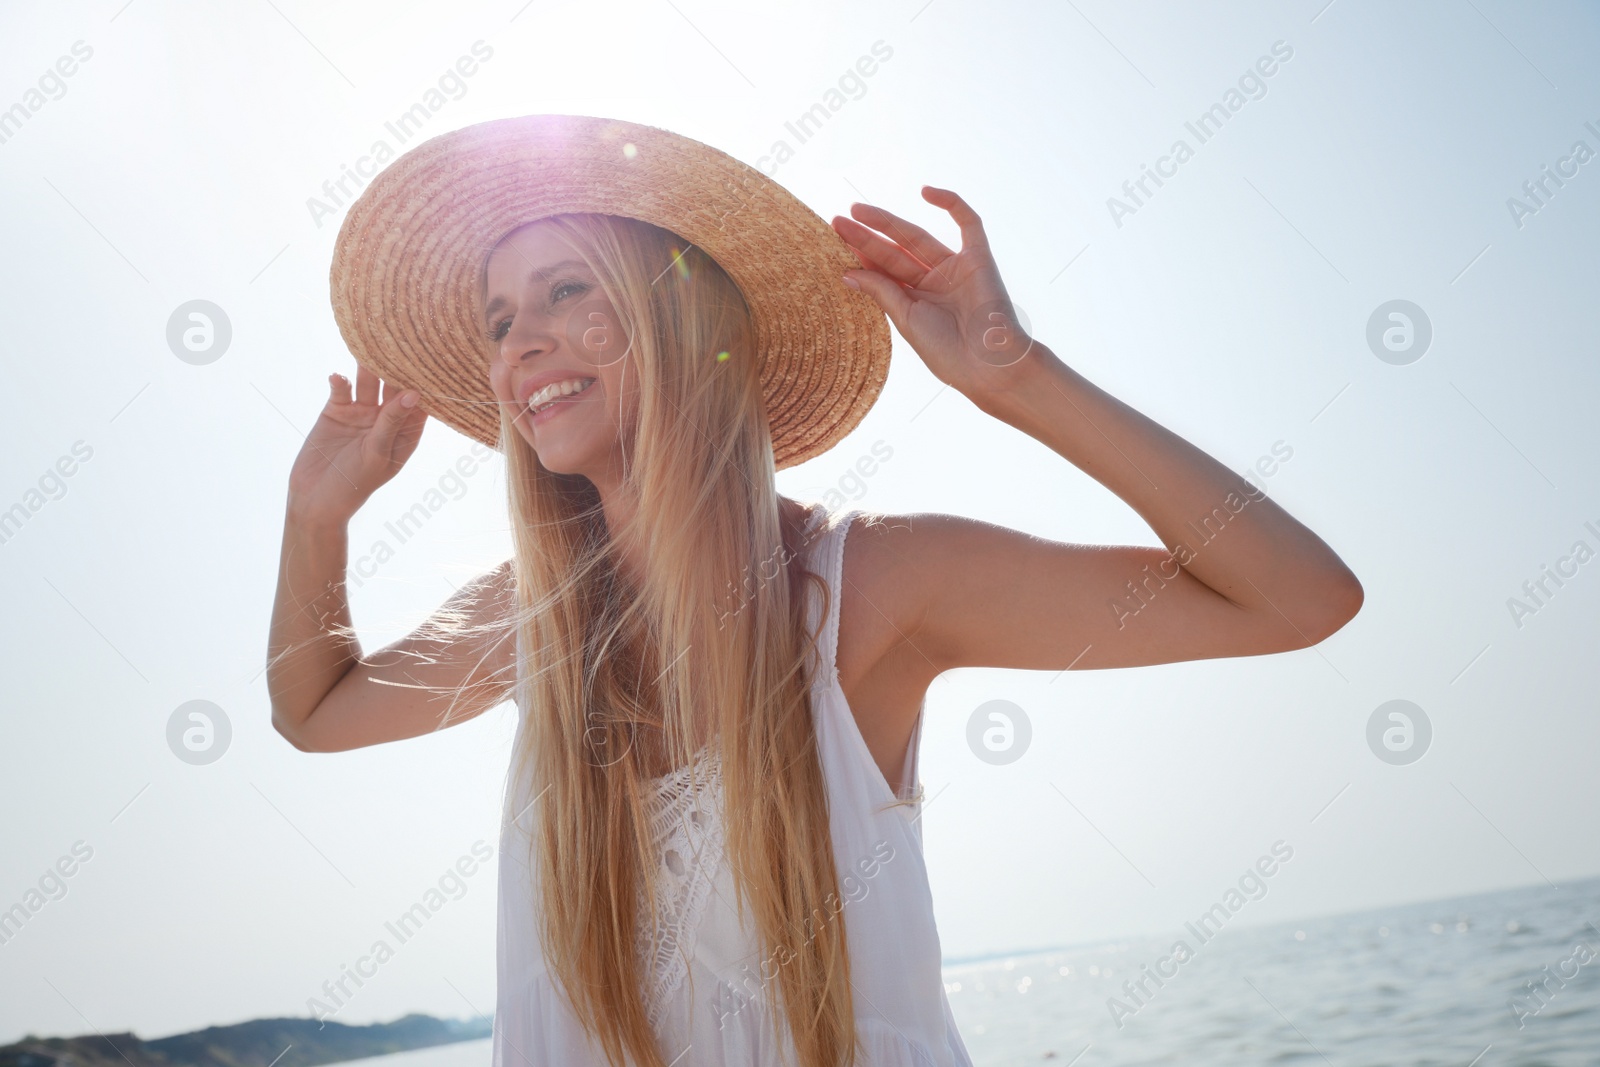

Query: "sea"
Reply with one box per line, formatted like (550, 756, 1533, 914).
(336, 876, 1600, 1066)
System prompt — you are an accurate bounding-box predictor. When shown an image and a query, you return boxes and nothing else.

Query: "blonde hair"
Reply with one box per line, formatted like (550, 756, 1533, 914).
(487, 213, 860, 1066)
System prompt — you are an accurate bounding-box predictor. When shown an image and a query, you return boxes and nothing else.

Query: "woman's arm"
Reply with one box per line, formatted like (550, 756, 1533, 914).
(831, 188, 1361, 674)
(270, 544, 517, 753)
(855, 346, 1361, 674)
(266, 511, 359, 746)
(266, 366, 516, 751)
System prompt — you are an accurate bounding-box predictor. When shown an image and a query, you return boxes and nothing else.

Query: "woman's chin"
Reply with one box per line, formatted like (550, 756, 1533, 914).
(531, 448, 580, 476)
(515, 413, 626, 481)
(527, 436, 595, 477)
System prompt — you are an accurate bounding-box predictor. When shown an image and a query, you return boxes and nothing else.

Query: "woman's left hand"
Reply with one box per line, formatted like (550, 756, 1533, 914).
(831, 186, 1041, 406)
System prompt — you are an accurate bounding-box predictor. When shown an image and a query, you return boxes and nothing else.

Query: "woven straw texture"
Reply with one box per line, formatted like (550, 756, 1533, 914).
(328, 113, 891, 471)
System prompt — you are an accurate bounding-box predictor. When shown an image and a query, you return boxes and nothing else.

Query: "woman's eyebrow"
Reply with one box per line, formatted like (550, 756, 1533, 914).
(483, 259, 592, 325)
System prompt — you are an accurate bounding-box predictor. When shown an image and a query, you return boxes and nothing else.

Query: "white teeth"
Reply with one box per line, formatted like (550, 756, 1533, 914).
(527, 377, 595, 414)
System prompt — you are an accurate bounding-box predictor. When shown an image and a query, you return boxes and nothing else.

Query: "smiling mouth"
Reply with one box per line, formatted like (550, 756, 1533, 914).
(525, 377, 598, 423)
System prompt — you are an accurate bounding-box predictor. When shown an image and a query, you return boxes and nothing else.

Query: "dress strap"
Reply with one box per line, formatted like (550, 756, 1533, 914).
(804, 506, 863, 688)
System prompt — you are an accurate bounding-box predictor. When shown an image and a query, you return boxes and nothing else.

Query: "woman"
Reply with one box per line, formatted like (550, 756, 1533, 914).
(266, 115, 1361, 1067)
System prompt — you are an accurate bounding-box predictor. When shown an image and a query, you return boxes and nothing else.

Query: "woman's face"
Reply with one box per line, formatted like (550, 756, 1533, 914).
(483, 221, 637, 483)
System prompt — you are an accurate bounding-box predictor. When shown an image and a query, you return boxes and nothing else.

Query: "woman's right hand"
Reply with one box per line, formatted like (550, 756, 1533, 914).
(286, 364, 429, 526)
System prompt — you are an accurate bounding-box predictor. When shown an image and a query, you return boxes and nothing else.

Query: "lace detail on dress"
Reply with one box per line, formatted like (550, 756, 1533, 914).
(637, 745, 725, 1030)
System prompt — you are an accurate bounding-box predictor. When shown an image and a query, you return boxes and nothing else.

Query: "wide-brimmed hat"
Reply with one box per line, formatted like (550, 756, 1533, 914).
(328, 113, 891, 471)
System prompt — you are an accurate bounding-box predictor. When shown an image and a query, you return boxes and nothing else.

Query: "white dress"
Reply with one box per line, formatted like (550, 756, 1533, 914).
(491, 505, 974, 1066)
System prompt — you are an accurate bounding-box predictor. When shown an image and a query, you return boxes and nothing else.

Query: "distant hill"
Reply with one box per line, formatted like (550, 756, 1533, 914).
(0, 1012, 491, 1067)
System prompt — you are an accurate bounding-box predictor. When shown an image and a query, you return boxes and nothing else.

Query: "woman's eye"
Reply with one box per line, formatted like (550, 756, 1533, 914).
(488, 281, 587, 342)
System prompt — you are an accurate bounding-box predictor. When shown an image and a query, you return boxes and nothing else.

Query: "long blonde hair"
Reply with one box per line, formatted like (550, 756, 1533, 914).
(489, 213, 859, 1066)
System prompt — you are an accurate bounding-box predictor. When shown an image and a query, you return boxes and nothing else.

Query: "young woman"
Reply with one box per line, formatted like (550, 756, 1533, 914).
(267, 115, 1361, 1067)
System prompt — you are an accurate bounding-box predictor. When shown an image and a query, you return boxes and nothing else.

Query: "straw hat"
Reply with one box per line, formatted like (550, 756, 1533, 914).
(328, 113, 891, 471)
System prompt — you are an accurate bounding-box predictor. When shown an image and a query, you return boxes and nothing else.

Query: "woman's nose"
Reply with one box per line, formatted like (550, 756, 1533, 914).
(499, 316, 558, 368)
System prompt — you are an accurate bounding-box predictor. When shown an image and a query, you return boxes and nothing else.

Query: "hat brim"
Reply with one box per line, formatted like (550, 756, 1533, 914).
(328, 113, 890, 472)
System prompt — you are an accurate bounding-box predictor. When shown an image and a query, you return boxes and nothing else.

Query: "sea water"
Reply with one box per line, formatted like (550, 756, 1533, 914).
(331, 1038, 494, 1067)
(944, 875, 1600, 1066)
(338, 877, 1598, 1066)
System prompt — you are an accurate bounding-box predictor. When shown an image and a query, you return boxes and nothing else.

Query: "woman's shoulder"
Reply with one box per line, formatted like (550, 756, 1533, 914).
(790, 499, 892, 540)
(827, 509, 997, 671)
(805, 504, 925, 660)
(787, 501, 953, 617)
(832, 507, 911, 594)
(791, 500, 905, 566)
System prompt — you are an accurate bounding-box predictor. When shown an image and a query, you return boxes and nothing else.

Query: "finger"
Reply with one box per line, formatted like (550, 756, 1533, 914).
(847, 201, 956, 266)
(832, 214, 931, 289)
(842, 242, 880, 275)
(388, 402, 429, 465)
(369, 388, 421, 459)
(921, 186, 989, 253)
(380, 374, 419, 407)
(354, 363, 380, 407)
(843, 268, 915, 337)
(328, 373, 353, 405)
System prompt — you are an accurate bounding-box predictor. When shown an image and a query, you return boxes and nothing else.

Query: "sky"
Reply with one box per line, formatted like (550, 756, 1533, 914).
(2, 0, 1598, 1043)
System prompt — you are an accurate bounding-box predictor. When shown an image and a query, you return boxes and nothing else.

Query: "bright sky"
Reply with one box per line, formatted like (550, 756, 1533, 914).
(2, 0, 1597, 1043)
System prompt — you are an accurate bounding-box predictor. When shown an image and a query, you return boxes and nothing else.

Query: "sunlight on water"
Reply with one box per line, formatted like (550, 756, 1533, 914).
(334, 1037, 492, 1067)
(944, 877, 1600, 1066)
(331, 881, 1599, 1067)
